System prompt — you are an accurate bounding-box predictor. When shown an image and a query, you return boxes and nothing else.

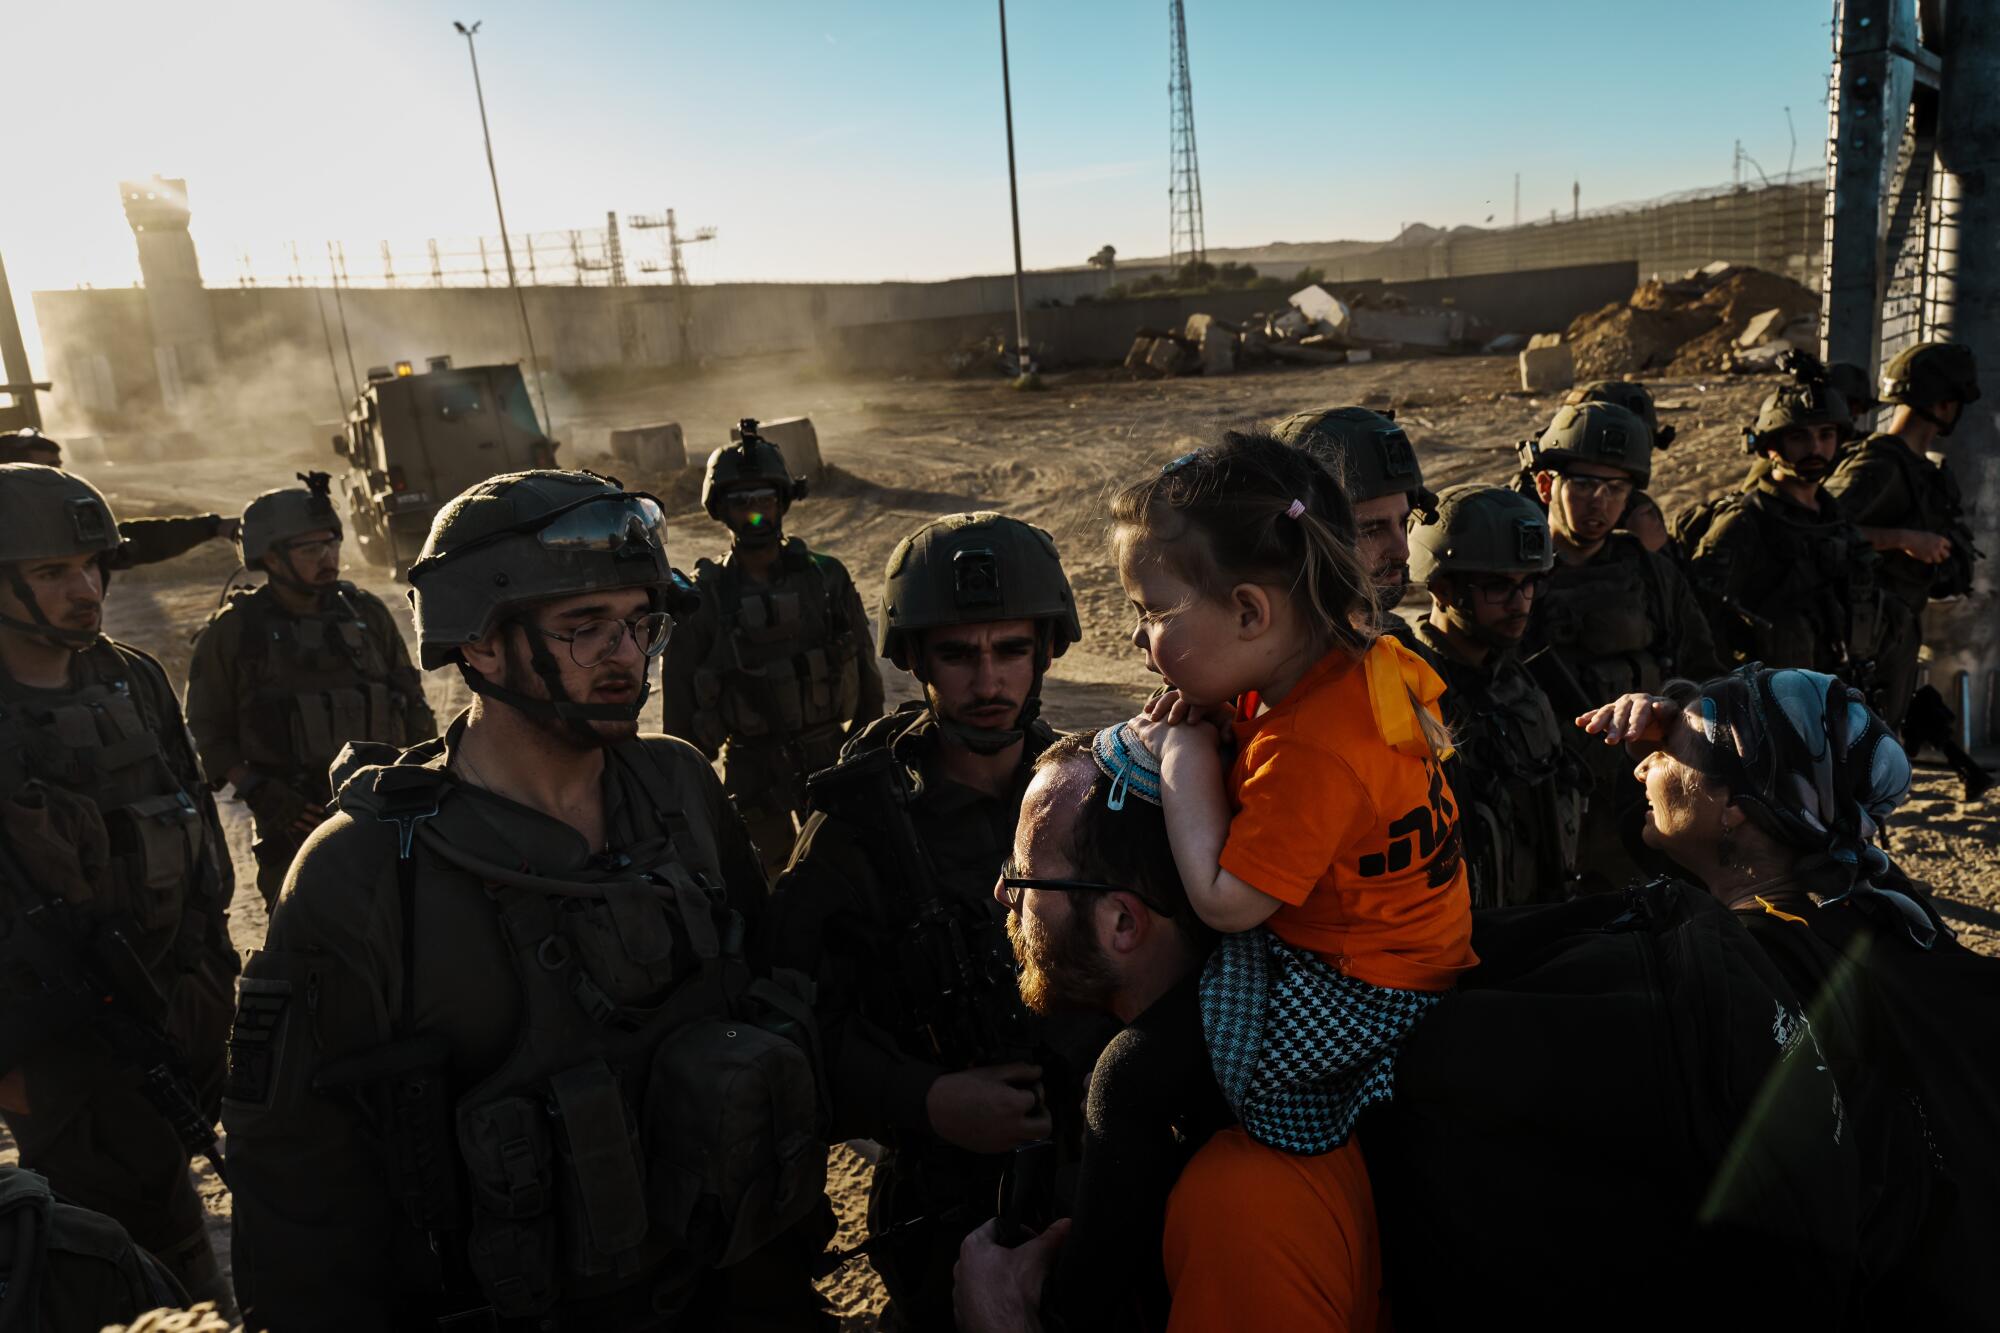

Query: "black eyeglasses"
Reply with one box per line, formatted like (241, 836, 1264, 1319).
(1462, 571, 1550, 606)
(1000, 875, 1159, 912)
(532, 611, 673, 668)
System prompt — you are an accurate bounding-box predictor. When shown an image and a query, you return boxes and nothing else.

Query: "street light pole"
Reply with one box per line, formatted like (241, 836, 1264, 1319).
(996, 0, 1032, 378)
(453, 19, 553, 434)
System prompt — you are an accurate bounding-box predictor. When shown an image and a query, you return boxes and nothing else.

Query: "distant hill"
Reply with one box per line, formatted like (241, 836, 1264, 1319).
(1066, 222, 1492, 275)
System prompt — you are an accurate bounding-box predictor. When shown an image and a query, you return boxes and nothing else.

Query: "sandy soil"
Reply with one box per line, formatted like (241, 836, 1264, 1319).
(7, 352, 1995, 1328)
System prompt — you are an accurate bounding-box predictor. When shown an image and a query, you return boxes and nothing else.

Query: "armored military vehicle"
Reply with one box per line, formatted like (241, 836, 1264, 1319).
(330, 357, 557, 574)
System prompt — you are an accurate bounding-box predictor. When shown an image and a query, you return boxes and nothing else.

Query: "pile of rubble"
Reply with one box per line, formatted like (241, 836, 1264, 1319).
(1124, 284, 1469, 378)
(1541, 262, 1819, 385)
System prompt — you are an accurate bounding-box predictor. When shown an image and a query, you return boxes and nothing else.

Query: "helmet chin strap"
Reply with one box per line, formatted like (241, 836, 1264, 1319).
(729, 517, 784, 549)
(1909, 401, 1957, 437)
(3, 563, 104, 651)
(456, 616, 654, 746)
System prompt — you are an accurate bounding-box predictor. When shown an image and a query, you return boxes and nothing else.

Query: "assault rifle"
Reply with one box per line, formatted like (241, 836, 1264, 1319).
(804, 745, 1037, 1069)
(1903, 685, 1995, 803)
(0, 827, 227, 1185)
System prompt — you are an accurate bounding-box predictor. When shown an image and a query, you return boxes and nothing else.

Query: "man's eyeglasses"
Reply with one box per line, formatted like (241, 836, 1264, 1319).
(1462, 571, 1550, 606)
(1559, 474, 1634, 503)
(1000, 875, 1161, 913)
(533, 611, 673, 668)
(282, 537, 340, 561)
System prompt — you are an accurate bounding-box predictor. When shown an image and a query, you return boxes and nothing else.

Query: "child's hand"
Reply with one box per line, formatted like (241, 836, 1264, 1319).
(1142, 689, 1233, 730)
(1575, 693, 1681, 755)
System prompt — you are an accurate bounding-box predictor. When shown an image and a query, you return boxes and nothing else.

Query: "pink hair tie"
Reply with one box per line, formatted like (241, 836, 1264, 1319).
(1285, 499, 1306, 520)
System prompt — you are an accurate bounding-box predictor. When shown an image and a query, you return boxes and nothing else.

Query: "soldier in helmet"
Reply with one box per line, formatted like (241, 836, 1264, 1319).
(659, 419, 883, 874)
(1271, 406, 1435, 641)
(1684, 382, 1884, 677)
(224, 470, 832, 1331)
(1826, 341, 1984, 727)
(0, 464, 237, 1307)
(1521, 402, 1719, 884)
(1408, 484, 1584, 906)
(765, 512, 1092, 1330)
(0, 431, 240, 569)
(184, 471, 436, 905)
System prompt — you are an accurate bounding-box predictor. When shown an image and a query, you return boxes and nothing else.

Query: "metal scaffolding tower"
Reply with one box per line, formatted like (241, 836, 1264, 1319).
(1167, 0, 1205, 269)
(630, 209, 716, 363)
(1821, 0, 2000, 746)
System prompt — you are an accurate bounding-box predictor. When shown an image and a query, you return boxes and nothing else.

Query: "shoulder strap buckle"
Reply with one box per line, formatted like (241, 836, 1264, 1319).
(372, 768, 447, 860)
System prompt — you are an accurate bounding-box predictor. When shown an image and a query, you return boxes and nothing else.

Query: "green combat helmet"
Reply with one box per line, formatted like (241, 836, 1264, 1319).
(408, 470, 673, 733)
(1528, 402, 1657, 487)
(1744, 382, 1851, 455)
(1825, 361, 1878, 418)
(239, 471, 343, 585)
(1270, 406, 1434, 509)
(879, 511, 1079, 753)
(701, 418, 809, 546)
(0, 463, 122, 647)
(1881, 341, 1981, 435)
(1409, 483, 1554, 586)
(1565, 380, 1676, 448)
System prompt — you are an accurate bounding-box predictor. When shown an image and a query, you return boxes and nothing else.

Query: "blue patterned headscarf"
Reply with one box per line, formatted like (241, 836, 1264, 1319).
(1681, 666, 1936, 947)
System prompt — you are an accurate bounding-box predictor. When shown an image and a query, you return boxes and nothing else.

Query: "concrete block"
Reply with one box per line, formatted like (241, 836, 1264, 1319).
(1272, 309, 1311, 340)
(1145, 339, 1196, 377)
(1346, 349, 1374, 365)
(757, 416, 824, 484)
(1735, 308, 1787, 348)
(1527, 332, 1565, 351)
(1519, 343, 1575, 392)
(1199, 327, 1237, 377)
(1350, 308, 1462, 349)
(1288, 285, 1352, 338)
(610, 422, 686, 473)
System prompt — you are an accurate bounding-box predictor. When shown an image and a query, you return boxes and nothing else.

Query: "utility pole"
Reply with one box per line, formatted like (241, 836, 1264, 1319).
(454, 19, 553, 433)
(997, 0, 1032, 376)
(1572, 179, 1580, 221)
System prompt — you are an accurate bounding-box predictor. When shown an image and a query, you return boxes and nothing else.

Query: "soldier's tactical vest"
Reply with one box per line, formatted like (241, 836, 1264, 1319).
(326, 743, 824, 1320)
(1691, 488, 1885, 674)
(224, 585, 414, 791)
(1532, 536, 1676, 704)
(0, 644, 203, 950)
(690, 543, 860, 771)
(1417, 628, 1581, 909)
(1843, 436, 1979, 604)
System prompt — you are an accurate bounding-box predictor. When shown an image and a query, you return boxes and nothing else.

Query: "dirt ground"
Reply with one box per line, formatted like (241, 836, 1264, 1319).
(7, 351, 1995, 1326)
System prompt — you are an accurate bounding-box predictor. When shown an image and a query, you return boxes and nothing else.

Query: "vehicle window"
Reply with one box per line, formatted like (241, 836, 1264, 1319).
(434, 383, 487, 423)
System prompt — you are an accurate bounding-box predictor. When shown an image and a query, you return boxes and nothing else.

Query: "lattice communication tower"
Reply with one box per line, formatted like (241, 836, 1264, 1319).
(1168, 0, 1206, 268)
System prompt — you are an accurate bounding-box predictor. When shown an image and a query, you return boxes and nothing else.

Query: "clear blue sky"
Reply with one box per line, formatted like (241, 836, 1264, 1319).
(6, 0, 1835, 363)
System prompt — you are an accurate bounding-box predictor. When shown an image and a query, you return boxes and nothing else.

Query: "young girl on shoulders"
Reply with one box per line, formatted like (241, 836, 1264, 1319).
(1110, 431, 1473, 1153)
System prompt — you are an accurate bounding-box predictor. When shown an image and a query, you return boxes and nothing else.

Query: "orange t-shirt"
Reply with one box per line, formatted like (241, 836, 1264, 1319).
(1218, 637, 1475, 992)
(1162, 1127, 1388, 1332)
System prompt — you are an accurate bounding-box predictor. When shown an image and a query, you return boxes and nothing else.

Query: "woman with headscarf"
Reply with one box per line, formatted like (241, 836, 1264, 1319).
(1579, 666, 2000, 1326)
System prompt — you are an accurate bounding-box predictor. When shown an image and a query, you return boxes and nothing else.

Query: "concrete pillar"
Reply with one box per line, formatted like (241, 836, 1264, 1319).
(120, 176, 219, 415)
(1923, 0, 2000, 747)
(1820, 0, 1916, 376)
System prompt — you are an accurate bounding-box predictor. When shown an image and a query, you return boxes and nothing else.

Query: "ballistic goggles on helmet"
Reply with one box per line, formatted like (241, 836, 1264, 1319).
(410, 492, 667, 579)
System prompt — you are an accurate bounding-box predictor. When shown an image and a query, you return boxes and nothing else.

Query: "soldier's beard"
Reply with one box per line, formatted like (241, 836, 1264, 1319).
(1007, 900, 1116, 1015)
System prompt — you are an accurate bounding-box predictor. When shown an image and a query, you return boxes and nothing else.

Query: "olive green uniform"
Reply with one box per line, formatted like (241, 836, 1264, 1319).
(659, 538, 883, 875)
(185, 581, 435, 904)
(1412, 620, 1583, 907)
(0, 638, 236, 1289)
(223, 716, 828, 1332)
(112, 515, 227, 570)
(1687, 477, 1885, 677)
(1826, 435, 1973, 727)
(1525, 534, 1721, 884)
(765, 705, 1094, 1330)
(0, 1167, 189, 1329)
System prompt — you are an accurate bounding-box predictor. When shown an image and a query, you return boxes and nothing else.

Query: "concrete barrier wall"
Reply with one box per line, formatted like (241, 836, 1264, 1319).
(31, 176, 1807, 421)
(820, 261, 1638, 374)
